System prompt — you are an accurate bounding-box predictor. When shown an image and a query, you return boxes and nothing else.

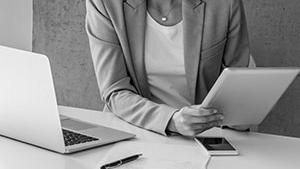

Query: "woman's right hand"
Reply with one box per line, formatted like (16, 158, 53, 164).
(167, 105, 224, 137)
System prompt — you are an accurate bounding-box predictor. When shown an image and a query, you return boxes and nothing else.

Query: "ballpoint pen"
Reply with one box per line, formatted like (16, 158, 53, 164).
(100, 153, 143, 169)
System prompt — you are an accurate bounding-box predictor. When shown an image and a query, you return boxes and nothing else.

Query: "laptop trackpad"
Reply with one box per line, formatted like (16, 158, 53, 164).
(61, 119, 97, 131)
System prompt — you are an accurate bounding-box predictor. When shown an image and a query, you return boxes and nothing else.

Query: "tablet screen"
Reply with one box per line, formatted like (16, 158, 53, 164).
(195, 137, 236, 151)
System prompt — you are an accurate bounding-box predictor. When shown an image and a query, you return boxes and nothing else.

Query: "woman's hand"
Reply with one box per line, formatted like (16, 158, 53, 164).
(167, 105, 224, 137)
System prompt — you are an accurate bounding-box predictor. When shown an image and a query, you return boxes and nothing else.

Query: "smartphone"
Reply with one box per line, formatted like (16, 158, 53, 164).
(195, 137, 239, 156)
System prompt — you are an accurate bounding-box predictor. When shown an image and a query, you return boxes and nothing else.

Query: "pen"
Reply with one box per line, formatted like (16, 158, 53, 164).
(100, 153, 143, 169)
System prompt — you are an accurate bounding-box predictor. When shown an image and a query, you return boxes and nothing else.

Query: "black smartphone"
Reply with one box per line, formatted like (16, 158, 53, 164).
(195, 137, 239, 156)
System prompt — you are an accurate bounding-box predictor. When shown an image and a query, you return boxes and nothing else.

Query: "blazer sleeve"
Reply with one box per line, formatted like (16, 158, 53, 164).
(85, 0, 177, 135)
(222, 0, 252, 67)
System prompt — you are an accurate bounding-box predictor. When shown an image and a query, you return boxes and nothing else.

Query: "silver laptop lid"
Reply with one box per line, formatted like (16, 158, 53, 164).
(0, 46, 65, 153)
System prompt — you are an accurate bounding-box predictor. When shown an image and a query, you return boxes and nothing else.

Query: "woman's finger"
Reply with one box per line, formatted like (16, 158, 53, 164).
(184, 107, 217, 117)
(191, 120, 223, 131)
(188, 113, 224, 123)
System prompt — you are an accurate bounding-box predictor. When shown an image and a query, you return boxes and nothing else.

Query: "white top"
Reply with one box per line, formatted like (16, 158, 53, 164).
(144, 13, 192, 109)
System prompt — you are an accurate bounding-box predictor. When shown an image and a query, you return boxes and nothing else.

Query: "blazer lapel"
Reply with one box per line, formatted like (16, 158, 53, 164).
(182, 0, 206, 103)
(124, 0, 151, 98)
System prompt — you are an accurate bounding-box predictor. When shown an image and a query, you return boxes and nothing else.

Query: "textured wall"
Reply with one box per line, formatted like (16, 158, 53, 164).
(33, 0, 103, 110)
(243, 0, 300, 137)
(33, 0, 300, 137)
(0, 0, 32, 51)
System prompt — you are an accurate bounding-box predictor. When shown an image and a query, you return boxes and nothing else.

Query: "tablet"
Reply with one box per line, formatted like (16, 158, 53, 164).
(201, 67, 299, 126)
(195, 137, 239, 156)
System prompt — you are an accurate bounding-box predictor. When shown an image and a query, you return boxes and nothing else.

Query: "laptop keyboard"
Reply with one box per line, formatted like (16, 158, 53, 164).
(62, 129, 99, 146)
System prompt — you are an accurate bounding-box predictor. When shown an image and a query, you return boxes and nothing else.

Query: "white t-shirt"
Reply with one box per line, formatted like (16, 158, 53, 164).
(145, 13, 192, 109)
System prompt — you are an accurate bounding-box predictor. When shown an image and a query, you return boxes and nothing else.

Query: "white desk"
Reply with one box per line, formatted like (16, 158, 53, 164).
(0, 106, 300, 169)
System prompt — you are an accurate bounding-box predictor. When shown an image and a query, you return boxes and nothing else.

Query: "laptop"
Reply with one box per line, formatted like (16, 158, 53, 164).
(0, 45, 135, 154)
(201, 67, 299, 126)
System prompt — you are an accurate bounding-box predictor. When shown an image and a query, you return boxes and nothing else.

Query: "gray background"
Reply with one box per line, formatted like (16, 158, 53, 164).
(33, 0, 300, 137)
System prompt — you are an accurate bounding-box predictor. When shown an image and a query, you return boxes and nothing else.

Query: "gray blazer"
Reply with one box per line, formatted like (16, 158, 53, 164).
(86, 0, 254, 135)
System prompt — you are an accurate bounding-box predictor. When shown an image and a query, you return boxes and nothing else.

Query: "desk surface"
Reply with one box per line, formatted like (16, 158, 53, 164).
(0, 106, 300, 169)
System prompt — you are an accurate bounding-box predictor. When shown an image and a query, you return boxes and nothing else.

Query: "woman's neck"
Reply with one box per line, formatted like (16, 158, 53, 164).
(147, 0, 182, 26)
(148, 0, 175, 12)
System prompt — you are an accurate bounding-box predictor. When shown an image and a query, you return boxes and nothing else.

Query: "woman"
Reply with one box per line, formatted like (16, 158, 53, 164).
(86, 0, 255, 136)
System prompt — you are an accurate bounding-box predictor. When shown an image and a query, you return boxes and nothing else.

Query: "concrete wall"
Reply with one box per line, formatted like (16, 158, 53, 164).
(33, 0, 300, 137)
(0, 0, 32, 51)
(33, 0, 103, 110)
(244, 0, 300, 137)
